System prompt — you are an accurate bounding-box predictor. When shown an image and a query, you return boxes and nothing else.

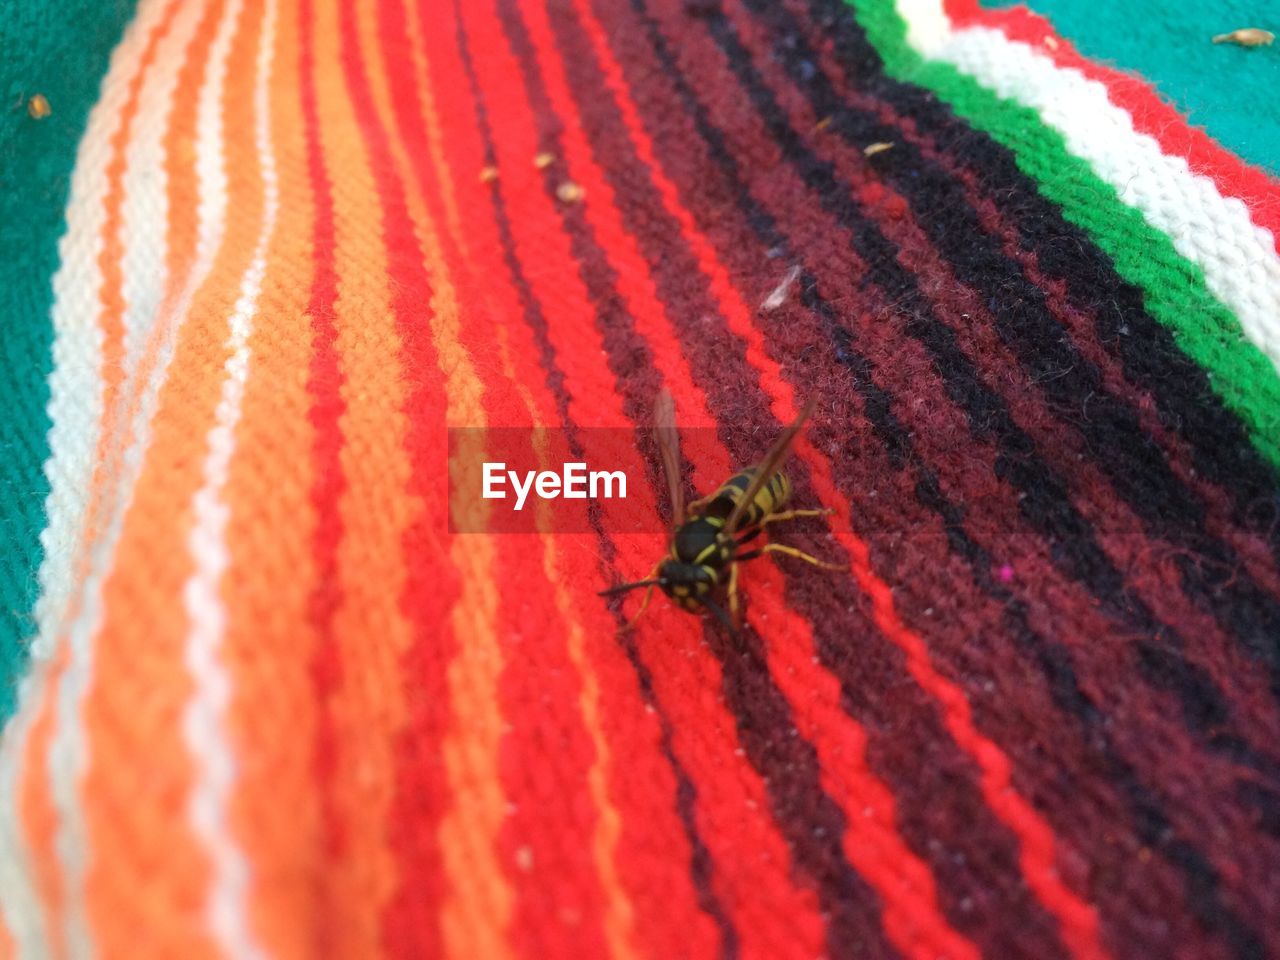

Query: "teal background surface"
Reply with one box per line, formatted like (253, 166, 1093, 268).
(993, 0, 1280, 173)
(0, 0, 139, 718)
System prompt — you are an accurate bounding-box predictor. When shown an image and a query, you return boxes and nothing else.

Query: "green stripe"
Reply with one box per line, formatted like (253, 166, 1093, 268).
(0, 1, 139, 721)
(991, 0, 1280, 175)
(847, 0, 1280, 474)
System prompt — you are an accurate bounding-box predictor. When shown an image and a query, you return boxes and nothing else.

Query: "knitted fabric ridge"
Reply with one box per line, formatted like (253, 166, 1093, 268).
(1, 0, 1279, 958)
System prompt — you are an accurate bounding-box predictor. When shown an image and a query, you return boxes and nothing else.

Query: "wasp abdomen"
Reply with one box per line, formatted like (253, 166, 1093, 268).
(706, 467, 791, 529)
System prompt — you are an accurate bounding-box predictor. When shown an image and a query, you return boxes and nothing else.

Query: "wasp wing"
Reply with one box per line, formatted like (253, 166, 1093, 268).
(724, 397, 817, 535)
(654, 388, 685, 530)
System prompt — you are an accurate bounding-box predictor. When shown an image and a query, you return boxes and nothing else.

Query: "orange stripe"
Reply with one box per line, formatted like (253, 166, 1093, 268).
(383, 6, 647, 953)
(17, 656, 66, 959)
(348, 3, 516, 956)
(79, 0, 267, 954)
(0, 908, 13, 960)
(418, 4, 726, 955)
(94, 0, 223, 498)
(216, 0, 322, 956)
(307, 0, 414, 953)
(404, 12, 645, 949)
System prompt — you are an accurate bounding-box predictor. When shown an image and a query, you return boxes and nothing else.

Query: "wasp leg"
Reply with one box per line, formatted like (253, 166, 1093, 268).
(732, 510, 829, 549)
(727, 559, 742, 627)
(620, 562, 662, 631)
(738, 542, 842, 570)
(756, 507, 833, 527)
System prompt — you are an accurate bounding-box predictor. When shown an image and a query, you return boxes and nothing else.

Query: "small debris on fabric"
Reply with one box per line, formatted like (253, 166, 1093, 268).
(27, 94, 51, 119)
(479, 165, 499, 183)
(863, 141, 894, 157)
(813, 116, 832, 132)
(514, 845, 534, 872)
(760, 265, 801, 312)
(1211, 27, 1274, 46)
(534, 151, 555, 169)
(556, 181, 584, 203)
(1043, 35, 1059, 51)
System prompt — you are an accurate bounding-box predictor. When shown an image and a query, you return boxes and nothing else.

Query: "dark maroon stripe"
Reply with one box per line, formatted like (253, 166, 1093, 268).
(772, 0, 1280, 617)
(770, 0, 1280, 670)
(299, 0, 346, 951)
(586, 0, 1273, 956)
(594, 6, 1219, 957)
(715, 0, 1280, 778)
(807, 0, 1280, 569)
(450, 4, 740, 956)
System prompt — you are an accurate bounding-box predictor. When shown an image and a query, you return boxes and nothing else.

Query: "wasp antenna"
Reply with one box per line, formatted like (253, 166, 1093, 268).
(598, 578, 661, 597)
(798, 394, 819, 421)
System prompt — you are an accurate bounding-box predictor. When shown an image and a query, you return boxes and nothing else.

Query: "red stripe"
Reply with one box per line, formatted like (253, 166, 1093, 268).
(298, 0, 346, 896)
(334, 2, 460, 956)
(942, 0, 1280, 257)
(420, 4, 728, 958)
(372, 0, 620, 955)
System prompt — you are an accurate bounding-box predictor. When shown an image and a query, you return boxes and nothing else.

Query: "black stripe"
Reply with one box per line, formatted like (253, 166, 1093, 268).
(912, 472, 1269, 960)
(453, 5, 740, 954)
(704, 616, 899, 959)
(613, 0, 1269, 955)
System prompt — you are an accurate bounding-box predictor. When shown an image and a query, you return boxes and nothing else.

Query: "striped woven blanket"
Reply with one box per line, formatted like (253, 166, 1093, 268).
(2, 0, 1279, 957)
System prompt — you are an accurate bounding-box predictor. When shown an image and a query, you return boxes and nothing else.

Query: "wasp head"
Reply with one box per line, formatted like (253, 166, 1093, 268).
(657, 559, 716, 611)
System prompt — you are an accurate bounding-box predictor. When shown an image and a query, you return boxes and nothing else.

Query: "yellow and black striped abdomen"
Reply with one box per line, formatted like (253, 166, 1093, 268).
(704, 467, 792, 529)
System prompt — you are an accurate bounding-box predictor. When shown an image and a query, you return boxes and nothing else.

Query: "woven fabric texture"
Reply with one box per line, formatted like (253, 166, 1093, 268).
(1, 0, 1279, 958)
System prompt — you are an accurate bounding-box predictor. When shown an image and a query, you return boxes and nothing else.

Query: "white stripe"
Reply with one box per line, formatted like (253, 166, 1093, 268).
(891, 5, 1280, 374)
(895, 0, 950, 56)
(43, 2, 218, 957)
(181, 0, 277, 955)
(0, 0, 175, 953)
(120, 1, 204, 383)
(36, 0, 243, 943)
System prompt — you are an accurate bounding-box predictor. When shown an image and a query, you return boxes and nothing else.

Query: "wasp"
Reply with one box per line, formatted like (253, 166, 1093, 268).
(599, 390, 841, 630)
